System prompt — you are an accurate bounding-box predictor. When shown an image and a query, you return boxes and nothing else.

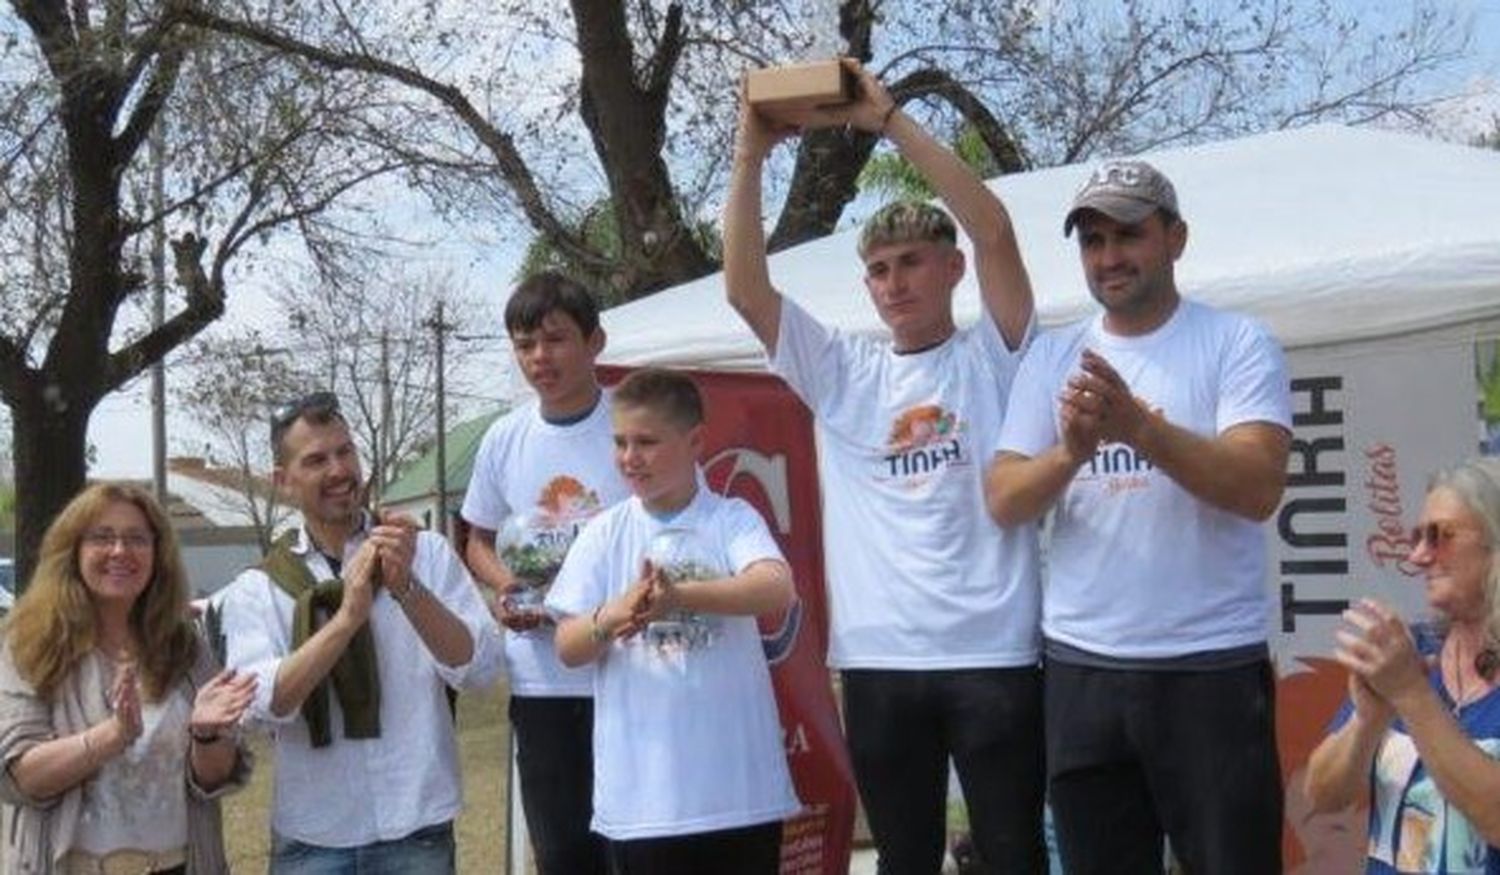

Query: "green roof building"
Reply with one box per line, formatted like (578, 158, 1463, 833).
(380, 410, 504, 530)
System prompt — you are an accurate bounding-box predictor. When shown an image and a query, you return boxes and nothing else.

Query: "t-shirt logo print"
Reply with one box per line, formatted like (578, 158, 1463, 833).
(1075, 403, 1161, 496)
(880, 405, 969, 481)
(499, 477, 604, 625)
(536, 475, 601, 527)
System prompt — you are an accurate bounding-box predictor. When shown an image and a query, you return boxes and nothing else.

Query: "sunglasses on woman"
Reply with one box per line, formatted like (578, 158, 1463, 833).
(1409, 520, 1471, 553)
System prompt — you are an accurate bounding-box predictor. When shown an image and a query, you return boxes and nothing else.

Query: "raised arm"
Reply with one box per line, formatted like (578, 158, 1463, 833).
(776, 61, 1033, 349)
(869, 75, 1033, 349)
(723, 86, 797, 355)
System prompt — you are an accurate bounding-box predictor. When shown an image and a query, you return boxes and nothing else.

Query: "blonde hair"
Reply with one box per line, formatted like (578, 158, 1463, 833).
(6, 483, 196, 702)
(857, 201, 957, 259)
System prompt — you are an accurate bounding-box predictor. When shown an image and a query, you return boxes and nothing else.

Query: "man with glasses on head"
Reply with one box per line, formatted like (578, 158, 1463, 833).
(986, 160, 1293, 874)
(216, 392, 503, 874)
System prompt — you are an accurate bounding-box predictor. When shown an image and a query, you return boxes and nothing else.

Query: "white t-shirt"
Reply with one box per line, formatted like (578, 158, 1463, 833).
(544, 487, 802, 840)
(462, 395, 629, 697)
(770, 298, 1040, 669)
(996, 299, 1292, 658)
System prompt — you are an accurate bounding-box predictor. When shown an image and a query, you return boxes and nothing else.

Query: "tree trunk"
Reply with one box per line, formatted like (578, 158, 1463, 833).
(571, 0, 713, 301)
(10, 390, 90, 589)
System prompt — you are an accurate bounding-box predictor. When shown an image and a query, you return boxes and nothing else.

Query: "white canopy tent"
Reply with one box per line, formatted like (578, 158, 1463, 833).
(600, 124, 1500, 368)
(591, 125, 1500, 874)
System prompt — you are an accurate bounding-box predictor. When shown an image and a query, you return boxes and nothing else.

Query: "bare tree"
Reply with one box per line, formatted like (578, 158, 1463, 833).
(0, 2, 431, 581)
(3, 0, 1474, 579)
(275, 267, 482, 499)
(177, 0, 1472, 297)
(177, 265, 482, 540)
(175, 331, 301, 552)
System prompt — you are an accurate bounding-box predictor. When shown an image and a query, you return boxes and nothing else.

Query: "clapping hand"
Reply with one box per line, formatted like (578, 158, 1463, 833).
(337, 540, 381, 627)
(190, 669, 257, 741)
(107, 662, 143, 747)
(606, 560, 670, 641)
(370, 510, 419, 594)
(1335, 599, 1428, 709)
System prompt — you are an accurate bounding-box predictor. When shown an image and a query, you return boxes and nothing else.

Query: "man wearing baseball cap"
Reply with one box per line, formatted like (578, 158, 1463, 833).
(985, 159, 1293, 873)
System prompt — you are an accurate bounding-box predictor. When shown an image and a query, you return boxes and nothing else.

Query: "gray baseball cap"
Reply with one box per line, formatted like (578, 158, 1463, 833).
(1063, 160, 1180, 236)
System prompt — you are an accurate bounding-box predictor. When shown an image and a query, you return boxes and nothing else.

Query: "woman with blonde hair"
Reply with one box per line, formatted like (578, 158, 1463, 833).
(1306, 457, 1500, 872)
(0, 483, 254, 874)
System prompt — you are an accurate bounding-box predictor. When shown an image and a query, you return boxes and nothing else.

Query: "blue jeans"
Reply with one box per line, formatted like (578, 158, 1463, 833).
(270, 821, 455, 875)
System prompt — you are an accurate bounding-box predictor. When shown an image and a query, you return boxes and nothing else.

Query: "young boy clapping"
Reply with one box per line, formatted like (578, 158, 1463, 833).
(547, 368, 801, 874)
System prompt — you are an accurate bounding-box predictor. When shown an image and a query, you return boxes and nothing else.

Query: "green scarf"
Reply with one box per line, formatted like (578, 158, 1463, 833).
(260, 530, 381, 748)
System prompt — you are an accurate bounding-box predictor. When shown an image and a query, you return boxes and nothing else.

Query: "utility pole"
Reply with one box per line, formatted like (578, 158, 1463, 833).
(376, 327, 392, 504)
(148, 119, 167, 502)
(430, 300, 449, 537)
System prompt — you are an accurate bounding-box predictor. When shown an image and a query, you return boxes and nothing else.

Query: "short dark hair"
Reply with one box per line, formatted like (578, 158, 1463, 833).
(270, 391, 347, 464)
(505, 271, 601, 338)
(612, 368, 704, 431)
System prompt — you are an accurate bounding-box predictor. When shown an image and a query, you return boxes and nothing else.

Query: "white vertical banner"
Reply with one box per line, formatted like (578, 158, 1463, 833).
(1273, 337, 1480, 873)
(1273, 340, 1477, 657)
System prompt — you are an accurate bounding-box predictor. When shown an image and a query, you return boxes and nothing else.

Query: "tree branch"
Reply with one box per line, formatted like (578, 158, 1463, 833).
(890, 67, 1029, 173)
(113, 34, 186, 162)
(642, 1, 684, 105)
(102, 232, 221, 387)
(172, 0, 610, 275)
(12, 0, 81, 84)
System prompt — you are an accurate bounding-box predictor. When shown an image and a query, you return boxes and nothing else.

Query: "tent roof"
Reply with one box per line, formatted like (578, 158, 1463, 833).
(600, 124, 1500, 371)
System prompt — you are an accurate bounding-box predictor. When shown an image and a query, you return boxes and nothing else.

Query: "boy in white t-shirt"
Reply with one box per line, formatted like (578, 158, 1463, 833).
(461, 272, 627, 874)
(723, 60, 1044, 872)
(546, 369, 801, 875)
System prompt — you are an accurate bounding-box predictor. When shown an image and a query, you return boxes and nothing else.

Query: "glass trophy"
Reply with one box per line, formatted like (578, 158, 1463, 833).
(497, 511, 573, 625)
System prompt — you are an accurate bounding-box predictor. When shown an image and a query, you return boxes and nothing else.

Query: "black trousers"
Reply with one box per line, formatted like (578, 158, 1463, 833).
(607, 820, 782, 875)
(509, 695, 607, 875)
(841, 667, 1047, 875)
(1046, 658, 1283, 875)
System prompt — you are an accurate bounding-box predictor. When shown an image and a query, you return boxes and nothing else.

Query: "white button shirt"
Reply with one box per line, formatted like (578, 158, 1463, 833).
(218, 522, 503, 848)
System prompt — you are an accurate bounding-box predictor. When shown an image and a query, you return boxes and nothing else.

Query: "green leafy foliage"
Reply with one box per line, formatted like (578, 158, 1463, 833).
(858, 125, 1006, 201)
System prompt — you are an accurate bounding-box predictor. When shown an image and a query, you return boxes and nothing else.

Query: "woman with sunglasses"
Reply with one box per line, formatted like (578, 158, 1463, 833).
(0, 483, 254, 874)
(1306, 458, 1500, 872)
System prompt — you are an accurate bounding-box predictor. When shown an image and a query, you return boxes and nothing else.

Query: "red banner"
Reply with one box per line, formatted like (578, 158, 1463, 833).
(601, 366, 857, 875)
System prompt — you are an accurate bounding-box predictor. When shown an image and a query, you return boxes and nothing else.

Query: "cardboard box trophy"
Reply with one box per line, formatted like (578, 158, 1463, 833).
(746, 59, 853, 112)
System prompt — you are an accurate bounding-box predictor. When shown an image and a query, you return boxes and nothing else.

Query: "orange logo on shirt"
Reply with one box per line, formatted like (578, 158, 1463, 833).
(887, 405, 959, 452)
(880, 405, 968, 482)
(535, 476, 601, 525)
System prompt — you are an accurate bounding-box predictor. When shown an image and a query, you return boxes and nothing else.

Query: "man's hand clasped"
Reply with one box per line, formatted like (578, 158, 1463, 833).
(1060, 348, 1157, 465)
